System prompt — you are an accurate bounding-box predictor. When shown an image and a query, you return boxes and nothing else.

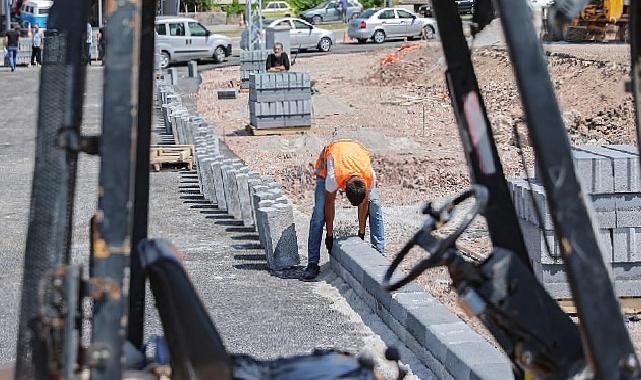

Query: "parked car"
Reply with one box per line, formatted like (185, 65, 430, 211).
(300, 0, 363, 24)
(419, 0, 474, 17)
(348, 8, 436, 44)
(155, 17, 232, 69)
(240, 17, 336, 52)
(262, 1, 294, 18)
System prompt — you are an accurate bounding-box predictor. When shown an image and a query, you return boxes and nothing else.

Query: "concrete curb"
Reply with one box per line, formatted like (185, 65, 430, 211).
(157, 79, 301, 271)
(330, 237, 513, 380)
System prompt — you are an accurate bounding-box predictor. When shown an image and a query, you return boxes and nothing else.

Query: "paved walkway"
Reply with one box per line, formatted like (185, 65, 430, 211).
(0, 66, 432, 379)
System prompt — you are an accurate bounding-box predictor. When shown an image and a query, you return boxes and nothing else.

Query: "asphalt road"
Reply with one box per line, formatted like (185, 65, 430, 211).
(171, 34, 418, 72)
(0, 65, 433, 379)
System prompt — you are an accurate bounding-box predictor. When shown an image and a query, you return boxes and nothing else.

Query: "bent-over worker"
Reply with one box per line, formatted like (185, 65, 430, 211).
(302, 139, 385, 280)
(266, 42, 290, 72)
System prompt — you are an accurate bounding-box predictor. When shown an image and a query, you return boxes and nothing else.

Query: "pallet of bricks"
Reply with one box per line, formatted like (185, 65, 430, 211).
(248, 72, 312, 134)
(240, 50, 269, 90)
(509, 145, 641, 300)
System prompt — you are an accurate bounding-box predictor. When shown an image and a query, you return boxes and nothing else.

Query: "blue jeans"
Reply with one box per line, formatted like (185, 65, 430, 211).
(307, 176, 385, 265)
(7, 47, 17, 71)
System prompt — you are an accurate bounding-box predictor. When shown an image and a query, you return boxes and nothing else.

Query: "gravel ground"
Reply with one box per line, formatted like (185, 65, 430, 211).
(196, 39, 641, 355)
(0, 65, 434, 379)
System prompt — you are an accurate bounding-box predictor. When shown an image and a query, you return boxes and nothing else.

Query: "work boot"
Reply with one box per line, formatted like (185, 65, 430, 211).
(301, 263, 320, 281)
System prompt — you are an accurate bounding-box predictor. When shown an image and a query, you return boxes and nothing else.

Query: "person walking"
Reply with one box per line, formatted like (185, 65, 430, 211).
(31, 24, 42, 67)
(97, 25, 106, 65)
(4, 26, 20, 72)
(302, 139, 385, 281)
(85, 22, 93, 66)
(340, 0, 349, 23)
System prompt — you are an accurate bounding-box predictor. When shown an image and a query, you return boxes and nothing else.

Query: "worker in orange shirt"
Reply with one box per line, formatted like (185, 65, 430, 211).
(302, 139, 385, 281)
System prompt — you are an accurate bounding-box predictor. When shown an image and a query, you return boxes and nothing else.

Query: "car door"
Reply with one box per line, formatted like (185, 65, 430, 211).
(292, 19, 316, 48)
(272, 19, 295, 46)
(187, 21, 210, 60)
(396, 9, 419, 37)
(378, 9, 401, 37)
(167, 21, 190, 61)
(325, 1, 341, 22)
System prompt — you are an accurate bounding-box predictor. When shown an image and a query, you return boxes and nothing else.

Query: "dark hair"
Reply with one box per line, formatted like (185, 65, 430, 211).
(345, 176, 366, 206)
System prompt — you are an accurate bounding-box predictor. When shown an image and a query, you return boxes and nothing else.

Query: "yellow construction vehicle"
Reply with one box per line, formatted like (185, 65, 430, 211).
(561, 0, 629, 41)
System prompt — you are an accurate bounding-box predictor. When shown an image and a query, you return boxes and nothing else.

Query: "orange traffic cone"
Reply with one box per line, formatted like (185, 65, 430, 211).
(239, 13, 245, 28)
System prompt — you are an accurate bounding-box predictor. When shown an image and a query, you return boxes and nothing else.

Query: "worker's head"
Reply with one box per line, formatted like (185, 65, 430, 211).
(273, 42, 284, 57)
(345, 176, 367, 206)
(34, 23, 39, 30)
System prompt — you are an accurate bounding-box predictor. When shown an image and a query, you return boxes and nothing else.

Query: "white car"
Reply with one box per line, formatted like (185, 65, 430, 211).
(348, 8, 436, 44)
(241, 18, 336, 52)
(155, 16, 232, 69)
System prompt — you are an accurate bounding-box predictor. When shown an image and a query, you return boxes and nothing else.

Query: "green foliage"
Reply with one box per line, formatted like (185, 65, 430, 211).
(287, 0, 323, 13)
(359, 0, 383, 8)
(224, 0, 245, 15)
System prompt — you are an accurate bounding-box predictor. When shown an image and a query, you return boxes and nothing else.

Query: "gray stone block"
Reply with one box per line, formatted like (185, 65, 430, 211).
(580, 145, 640, 193)
(256, 200, 276, 248)
(263, 203, 300, 270)
(445, 340, 510, 380)
(235, 173, 254, 227)
(614, 194, 641, 228)
(209, 156, 226, 209)
(613, 227, 641, 262)
(224, 166, 243, 219)
(425, 322, 485, 366)
(405, 300, 461, 349)
(571, 149, 615, 194)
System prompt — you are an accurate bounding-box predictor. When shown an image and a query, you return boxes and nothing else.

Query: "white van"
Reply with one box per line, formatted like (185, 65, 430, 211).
(20, 0, 52, 28)
(155, 17, 232, 69)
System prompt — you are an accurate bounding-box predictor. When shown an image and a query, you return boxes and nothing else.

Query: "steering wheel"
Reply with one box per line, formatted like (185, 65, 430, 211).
(382, 185, 489, 291)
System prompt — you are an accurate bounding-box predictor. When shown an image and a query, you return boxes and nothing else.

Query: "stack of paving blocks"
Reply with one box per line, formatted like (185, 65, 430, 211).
(509, 145, 641, 298)
(157, 78, 300, 271)
(240, 50, 269, 89)
(248, 72, 312, 130)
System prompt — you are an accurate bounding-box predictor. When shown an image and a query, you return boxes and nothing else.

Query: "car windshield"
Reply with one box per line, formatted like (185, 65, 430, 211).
(358, 9, 376, 18)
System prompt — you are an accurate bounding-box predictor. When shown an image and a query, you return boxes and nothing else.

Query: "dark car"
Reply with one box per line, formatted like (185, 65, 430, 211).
(419, 0, 474, 17)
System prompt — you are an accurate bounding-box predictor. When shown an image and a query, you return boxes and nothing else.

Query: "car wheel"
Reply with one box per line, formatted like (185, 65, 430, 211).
(312, 15, 322, 25)
(318, 37, 332, 52)
(424, 25, 435, 40)
(357, 38, 367, 44)
(160, 51, 170, 69)
(373, 30, 385, 44)
(213, 46, 225, 63)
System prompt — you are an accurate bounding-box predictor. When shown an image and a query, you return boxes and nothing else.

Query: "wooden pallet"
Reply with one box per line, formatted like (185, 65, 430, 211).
(239, 87, 250, 93)
(559, 297, 641, 315)
(245, 124, 310, 136)
(150, 145, 194, 171)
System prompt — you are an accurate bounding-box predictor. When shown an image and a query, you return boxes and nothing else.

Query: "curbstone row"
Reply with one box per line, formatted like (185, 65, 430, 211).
(330, 237, 513, 380)
(156, 79, 300, 271)
(510, 144, 641, 298)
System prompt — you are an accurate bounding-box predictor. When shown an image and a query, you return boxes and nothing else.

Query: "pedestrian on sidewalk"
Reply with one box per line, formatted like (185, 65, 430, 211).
(266, 42, 290, 72)
(302, 139, 385, 281)
(4, 26, 20, 72)
(97, 25, 106, 65)
(31, 24, 43, 67)
(85, 22, 93, 66)
(340, 0, 349, 23)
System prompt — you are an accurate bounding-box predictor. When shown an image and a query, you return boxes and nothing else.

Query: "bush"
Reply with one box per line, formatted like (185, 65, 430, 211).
(287, 0, 323, 12)
(224, 0, 245, 15)
(360, 0, 384, 8)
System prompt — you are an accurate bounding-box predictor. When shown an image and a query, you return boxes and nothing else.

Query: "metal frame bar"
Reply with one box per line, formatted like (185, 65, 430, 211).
(127, 0, 155, 349)
(492, 0, 640, 376)
(89, 0, 142, 378)
(432, 0, 532, 270)
(15, 0, 88, 377)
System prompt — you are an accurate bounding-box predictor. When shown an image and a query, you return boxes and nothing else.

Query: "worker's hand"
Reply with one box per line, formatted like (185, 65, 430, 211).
(358, 231, 365, 240)
(325, 234, 334, 253)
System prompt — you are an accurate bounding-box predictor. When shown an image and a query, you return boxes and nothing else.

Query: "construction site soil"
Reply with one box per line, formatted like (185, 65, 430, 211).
(197, 40, 641, 355)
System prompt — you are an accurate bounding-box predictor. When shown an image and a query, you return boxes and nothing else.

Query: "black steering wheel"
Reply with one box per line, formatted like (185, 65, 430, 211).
(382, 185, 489, 292)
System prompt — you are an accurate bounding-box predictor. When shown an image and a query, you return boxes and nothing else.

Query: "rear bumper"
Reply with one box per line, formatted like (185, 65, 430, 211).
(225, 44, 232, 57)
(347, 28, 373, 39)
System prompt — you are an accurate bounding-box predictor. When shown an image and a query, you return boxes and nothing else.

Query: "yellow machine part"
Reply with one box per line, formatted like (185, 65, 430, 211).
(580, 0, 624, 22)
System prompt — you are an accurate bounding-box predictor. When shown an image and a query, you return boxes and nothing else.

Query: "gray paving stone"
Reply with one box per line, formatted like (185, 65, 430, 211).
(580, 145, 641, 193)
(263, 203, 300, 270)
(235, 173, 254, 227)
(445, 340, 510, 380)
(572, 149, 615, 194)
(256, 200, 276, 248)
(614, 194, 641, 228)
(405, 301, 461, 348)
(209, 155, 226, 208)
(613, 227, 641, 262)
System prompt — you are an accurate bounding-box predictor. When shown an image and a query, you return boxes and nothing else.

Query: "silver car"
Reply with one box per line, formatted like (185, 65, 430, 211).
(155, 17, 232, 69)
(348, 8, 436, 44)
(241, 18, 336, 52)
(300, 0, 363, 24)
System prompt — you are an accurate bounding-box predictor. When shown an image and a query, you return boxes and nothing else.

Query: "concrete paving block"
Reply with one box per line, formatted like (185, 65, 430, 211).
(389, 292, 439, 325)
(612, 261, 641, 280)
(613, 227, 641, 262)
(225, 167, 243, 219)
(256, 200, 276, 248)
(235, 173, 255, 227)
(580, 145, 641, 193)
(263, 203, 300, 270)
(572, 149, 615, 194)
(614, 194, 641, 228)
(405, 300, 461, 349)
(257, 206, 276, 254)
(613, 279, 641, 297)
(468, 362, 515, 380)
(445, 340, 509, 380)
(424, 322, 483, 365)
(209, 156, 227, 209)
(520, 220, 561, 265)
